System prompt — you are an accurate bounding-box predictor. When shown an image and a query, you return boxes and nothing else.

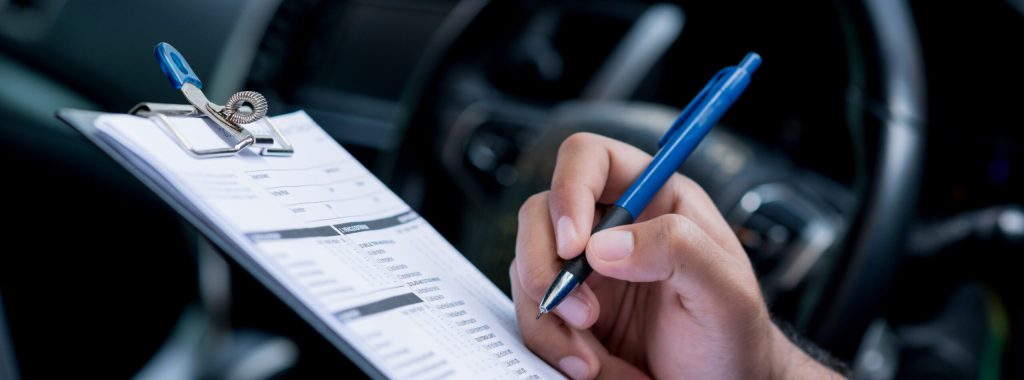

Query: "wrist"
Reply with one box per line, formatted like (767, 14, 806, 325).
(767, 324, 846, 379)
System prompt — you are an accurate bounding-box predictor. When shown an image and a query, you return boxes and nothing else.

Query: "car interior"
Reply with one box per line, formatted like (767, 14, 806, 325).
(1, 0, 1022, 378)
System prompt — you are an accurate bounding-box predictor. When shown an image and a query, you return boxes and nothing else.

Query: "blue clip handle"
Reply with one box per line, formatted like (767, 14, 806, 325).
(658, 52, 761, 147)
(154, 42, 202, 90)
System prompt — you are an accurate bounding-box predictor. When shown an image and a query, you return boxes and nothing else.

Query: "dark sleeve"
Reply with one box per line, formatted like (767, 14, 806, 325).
(774, 316, 853, 378)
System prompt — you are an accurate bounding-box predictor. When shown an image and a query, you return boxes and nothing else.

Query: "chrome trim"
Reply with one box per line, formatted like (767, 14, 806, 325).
(729, 183, 842, 299)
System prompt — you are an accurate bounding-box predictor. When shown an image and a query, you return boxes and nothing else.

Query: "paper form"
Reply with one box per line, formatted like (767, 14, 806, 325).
(95, 112, 563, 380)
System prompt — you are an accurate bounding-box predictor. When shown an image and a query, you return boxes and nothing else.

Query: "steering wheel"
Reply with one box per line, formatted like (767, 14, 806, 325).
(384, 0, 924, 358)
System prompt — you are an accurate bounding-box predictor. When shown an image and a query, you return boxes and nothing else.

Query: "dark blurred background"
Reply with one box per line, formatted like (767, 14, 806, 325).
(1, 0, 1022, 379)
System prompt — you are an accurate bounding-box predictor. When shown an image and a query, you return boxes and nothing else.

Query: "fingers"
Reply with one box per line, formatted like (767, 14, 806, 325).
(593, 355, 651, 380)
(511, 263, 649, 380)
(515, 192, 600, 329)
(549, 133, 643, 259)
(585, 214, 763, 318)
(510, 263, 600, 379)
(667, 176, 747, 256)
(548, 133, 741, 261)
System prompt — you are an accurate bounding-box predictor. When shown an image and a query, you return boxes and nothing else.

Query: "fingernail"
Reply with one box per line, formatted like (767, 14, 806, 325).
(556, 216, 577, 255)
(590, 230, 634, 262)
(555, 294, 589, 327)
(558, 355, 590, 380)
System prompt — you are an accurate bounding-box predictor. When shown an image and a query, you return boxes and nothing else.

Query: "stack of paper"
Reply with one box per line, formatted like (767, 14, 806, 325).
(93, 112, 561, 379)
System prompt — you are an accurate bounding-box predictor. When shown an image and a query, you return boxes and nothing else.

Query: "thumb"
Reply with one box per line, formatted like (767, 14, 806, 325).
(585, 214, 759, 309)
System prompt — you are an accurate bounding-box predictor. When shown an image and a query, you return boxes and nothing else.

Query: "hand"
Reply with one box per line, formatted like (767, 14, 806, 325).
(510, 133, 843, 379)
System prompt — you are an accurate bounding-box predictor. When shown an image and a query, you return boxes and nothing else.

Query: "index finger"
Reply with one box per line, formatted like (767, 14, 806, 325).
(549, 132, 741, 260)
(548, 133, 679, 258)
(516, 192, 601, 329)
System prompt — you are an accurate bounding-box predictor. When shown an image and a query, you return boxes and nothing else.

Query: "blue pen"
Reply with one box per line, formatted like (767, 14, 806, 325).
(537, 52, 762, 318)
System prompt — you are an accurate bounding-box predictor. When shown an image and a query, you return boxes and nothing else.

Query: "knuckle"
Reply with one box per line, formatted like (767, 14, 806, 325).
(674, 175, 715, 205)
(675, 174, 702, 192)
(674, 175, 693, 194)
(557, 132, 598, 158)
(549, 177, 578, 198)
(518, 192, 549, 220)
(659, 214, 698, 247)
(652, 214, 702, 280)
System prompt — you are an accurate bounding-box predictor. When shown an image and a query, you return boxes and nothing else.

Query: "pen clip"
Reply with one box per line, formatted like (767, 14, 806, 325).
(659, 52, 761, 147)
(658, 67, 733, 148)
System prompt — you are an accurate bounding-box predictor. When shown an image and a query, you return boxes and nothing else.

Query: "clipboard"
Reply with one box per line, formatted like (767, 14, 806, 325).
(55, 42, 563, 380)
(55, 108, 385, 379)
(55, 42, 384, 378)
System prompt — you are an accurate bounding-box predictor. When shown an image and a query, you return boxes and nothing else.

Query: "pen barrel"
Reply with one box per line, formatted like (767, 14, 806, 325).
(615, 54, 759, 217)
(564, 205, 635, 279)
(550, 53, 759, 313)
(738, 52, 762, 74)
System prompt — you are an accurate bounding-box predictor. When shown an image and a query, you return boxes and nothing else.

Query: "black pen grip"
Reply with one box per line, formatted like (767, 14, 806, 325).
(563, 205, 635, 279)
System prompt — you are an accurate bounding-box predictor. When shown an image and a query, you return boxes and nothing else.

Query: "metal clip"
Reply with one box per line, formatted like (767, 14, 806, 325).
(129, 42, 293, 158)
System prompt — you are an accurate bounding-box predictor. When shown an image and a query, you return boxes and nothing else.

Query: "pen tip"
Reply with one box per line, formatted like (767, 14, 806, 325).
(536, 311, 543, 320)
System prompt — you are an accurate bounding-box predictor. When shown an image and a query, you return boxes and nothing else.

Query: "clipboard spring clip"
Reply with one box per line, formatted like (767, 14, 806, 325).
(222, 91, 269, 125)
(129, 42, 293, 158)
